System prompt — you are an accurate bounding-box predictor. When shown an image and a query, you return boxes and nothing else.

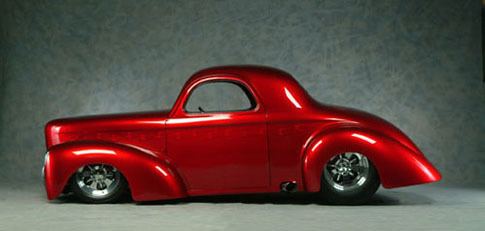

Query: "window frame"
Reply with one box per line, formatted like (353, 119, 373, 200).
(182, 78, 260, 114)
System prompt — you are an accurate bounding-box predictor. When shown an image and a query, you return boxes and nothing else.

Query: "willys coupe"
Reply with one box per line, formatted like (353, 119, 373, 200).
(43, 66, 441, 204)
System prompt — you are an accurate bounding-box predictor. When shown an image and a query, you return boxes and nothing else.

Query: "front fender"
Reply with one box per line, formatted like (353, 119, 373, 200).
(44, 141, 187, 201)
(302, 128, 441, 192)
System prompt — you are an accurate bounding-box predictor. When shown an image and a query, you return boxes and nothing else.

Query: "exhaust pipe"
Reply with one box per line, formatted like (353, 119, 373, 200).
(280, 181, 297, 193)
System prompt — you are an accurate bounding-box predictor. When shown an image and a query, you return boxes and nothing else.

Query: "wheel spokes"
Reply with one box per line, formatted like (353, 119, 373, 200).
(84, 177, 93, 185)
(348, 154, 359, 165)
(325, 152, 370, 191)
(75, 164, 121, 198)
(97, 182, 106, 190)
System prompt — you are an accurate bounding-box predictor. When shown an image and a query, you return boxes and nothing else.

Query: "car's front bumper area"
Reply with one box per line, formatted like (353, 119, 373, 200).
(41, 151, 57, 200)
(41, 151, 49, 180)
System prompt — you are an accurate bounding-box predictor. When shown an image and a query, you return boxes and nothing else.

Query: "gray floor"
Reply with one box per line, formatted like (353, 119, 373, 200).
(0, 184, 484, 231)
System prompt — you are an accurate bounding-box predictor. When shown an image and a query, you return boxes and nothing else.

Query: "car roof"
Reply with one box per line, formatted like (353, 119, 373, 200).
(188, 65, 293, 83)
(183, 65, 314, 112)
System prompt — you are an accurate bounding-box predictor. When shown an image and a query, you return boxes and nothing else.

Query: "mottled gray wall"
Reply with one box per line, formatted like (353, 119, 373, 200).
(0, 0, 483, 186)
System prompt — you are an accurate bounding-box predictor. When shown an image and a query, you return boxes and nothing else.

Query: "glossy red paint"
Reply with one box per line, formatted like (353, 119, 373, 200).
(43, 65, 441, 201)
(44, 141, 186, 201)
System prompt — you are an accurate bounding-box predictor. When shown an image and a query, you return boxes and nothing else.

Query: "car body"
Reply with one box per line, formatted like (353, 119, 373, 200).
(43, 65, 441, 204)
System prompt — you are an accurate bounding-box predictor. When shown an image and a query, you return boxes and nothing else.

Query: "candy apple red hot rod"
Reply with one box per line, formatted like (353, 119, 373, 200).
(43, 66, 440, 204)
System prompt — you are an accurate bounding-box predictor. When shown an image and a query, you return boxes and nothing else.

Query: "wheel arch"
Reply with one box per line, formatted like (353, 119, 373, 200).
(301, 127, 441, 192)
(44, 141, 187, 201)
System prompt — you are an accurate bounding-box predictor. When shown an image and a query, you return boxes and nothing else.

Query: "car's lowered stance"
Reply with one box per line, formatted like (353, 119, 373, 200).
(43, 66, 441, 204)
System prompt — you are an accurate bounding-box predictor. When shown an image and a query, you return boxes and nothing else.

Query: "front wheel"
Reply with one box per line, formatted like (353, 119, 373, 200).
(320, 152, 380, 205)
(70, 164, 128, 203)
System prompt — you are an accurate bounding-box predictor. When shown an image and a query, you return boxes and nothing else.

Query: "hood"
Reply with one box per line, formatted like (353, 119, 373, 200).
(45, 110, 170, 148)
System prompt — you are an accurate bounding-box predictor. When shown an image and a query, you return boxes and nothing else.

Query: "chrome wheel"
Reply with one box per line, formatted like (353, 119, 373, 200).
(324, 152, 370, 192)
(74, 164, 121, 198)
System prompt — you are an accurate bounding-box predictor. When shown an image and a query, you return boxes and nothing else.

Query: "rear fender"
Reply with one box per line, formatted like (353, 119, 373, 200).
(44, 141, 186, 201)
(302, 128, 441, 192)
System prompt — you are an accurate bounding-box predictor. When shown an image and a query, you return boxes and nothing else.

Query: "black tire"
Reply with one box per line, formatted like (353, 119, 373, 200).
(319, 153, 380, 205)
(70, 164, 129, 204)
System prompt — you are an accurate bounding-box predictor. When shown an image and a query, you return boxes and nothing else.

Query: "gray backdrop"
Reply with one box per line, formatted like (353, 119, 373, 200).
(0, 0, 483, 186)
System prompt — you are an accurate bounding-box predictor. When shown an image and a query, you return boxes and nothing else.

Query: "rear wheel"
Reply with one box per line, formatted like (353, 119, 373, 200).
(320, 152, 380, 205)
(71, 164, 128, 203)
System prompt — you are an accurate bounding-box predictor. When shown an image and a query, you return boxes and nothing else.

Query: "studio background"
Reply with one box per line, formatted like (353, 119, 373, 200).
(0, 0, 483, 187)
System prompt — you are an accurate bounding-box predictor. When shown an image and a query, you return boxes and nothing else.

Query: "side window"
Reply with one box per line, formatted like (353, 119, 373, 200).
(184, 81, 256, 113)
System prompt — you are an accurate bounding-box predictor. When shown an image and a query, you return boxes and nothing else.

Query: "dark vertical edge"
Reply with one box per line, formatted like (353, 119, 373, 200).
(0, 0, 8, 95)
(482, 1, 485, 82)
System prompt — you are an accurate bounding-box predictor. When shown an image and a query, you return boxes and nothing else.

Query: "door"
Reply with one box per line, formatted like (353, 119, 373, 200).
(166, 79, 269, 194)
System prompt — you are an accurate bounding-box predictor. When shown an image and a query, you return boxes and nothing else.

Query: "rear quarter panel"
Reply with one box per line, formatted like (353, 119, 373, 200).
(302, 128, 441, 191)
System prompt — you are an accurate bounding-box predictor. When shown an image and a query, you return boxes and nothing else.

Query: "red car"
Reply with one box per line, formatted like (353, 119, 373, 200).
(43, 66, 441, 204)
